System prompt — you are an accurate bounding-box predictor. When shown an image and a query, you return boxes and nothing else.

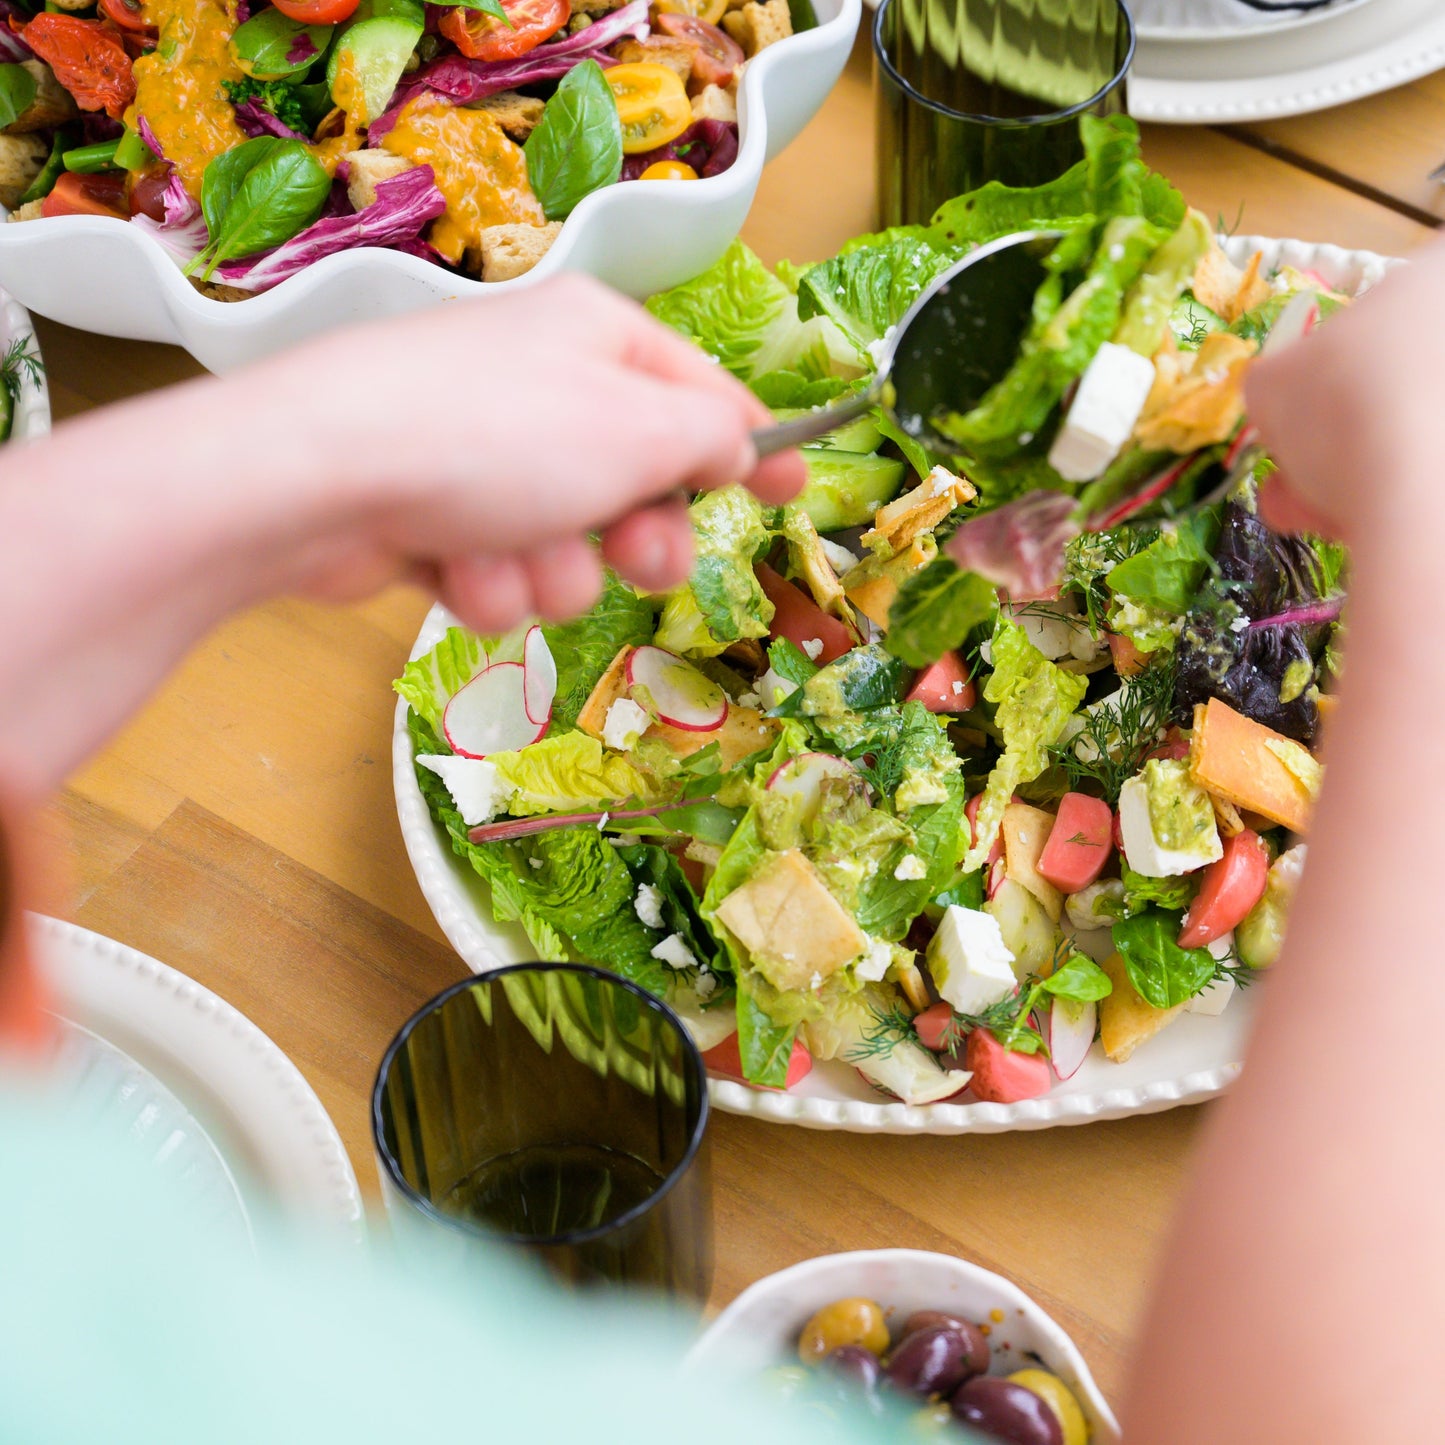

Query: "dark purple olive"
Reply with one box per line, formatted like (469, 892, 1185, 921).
(885, 1325, 976, 1398)
(824, 1345, 883, 1391)
(950, 1376, 1063, 1445)
(899, 1313, 991, 1375)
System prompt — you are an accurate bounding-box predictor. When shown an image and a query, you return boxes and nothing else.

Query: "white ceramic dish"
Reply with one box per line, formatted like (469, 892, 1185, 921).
(1, 285, 50, 442)
(393, 233, 1395, 1136)
(0, 0, 858, 374)
(1132, 0, 1377, 44)
(1131, 0, 1445, 122)
(685, 1249, 1119, 1442)
(30, 913, 365, 1242)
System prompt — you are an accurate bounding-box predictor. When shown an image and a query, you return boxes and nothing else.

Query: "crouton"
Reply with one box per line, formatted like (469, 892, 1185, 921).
(0, 134, 50, 210)
(473, 90, 546, 142)
(342, 149, 413, 213)
(862, 465, 976, 556)
(1193, 243, 1273, 324)
(843, 536, 937, 630)
(4, 61, 78, 134)
(714, 848, 866, 992)
(722, 0, 792, 56)
(614, 37, 698, 85)
(576, 647, 635, 740)
(6, 198, 42, 223)
(783, 508, 852, 623)
(190, 280, 253, 302)
(691, 83, 737, 125)
(1099, 952, 1182, 1063)
(476, 222, 563, 283)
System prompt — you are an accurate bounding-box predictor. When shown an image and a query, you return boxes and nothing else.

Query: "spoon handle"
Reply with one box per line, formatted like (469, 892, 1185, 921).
(749, 381, 884, 458)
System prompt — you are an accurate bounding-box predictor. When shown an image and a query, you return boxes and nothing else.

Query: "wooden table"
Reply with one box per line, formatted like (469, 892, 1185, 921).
(32, 32, 1442, 1406)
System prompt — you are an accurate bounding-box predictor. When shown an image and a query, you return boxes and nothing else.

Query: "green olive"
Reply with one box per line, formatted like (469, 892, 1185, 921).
(797, 1297, 890, 1365)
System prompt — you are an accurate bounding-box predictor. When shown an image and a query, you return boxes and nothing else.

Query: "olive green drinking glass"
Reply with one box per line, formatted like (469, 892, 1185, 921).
(874, 0, 1136, 228)
(372, 963, 712, 1302)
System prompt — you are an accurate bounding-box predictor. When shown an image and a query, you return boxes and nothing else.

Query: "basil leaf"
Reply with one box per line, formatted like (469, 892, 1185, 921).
(0, 63, 37, 130)
(1041, 952, 1113, 1003)
(200, 139, 332, 272)
(1112, 908, 1214, 1010)
(523, 59, 623, 222)
(200, 137, 279, 241)
(427, 0, 508, 16)
(231, 9, 334, 79)
(767, 637, 819, 691)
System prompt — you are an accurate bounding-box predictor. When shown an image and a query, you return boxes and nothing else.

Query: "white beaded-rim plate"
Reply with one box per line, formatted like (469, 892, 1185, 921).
(0, 0, 858, 374)
(685, 1249, 1119, 1442)
(1132, 0, 1377, 43)
(30, 914, 365, 1241)
(1131, 0, 1445, 123)
(393, 235, 1395, 1136)
(1, 285, 50, 442)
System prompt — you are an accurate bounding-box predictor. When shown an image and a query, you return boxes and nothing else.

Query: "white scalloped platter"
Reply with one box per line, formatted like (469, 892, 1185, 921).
(1132, 0, 1377, 44)
(394, 235, 1397, 1135)
(31, 914, 365, 1239)
(0, 0, 858, 374)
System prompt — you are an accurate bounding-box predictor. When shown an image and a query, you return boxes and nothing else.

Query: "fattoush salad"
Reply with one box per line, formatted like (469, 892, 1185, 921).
(398, 118, 1344, 1105)
(0, 0, 803, 292)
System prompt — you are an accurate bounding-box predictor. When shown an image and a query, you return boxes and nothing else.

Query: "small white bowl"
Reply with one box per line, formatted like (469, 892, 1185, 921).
(0, 286, 50, 441)
(0, 0, 858, 374)
(686, 1249, 1120, 1442)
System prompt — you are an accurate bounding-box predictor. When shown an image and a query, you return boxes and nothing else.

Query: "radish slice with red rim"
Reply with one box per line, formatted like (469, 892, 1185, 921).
(443, 661, 546, 759)
(766, 752, 866, 825)
(1262, 291, 1319, 356)
(626, 645, 728, 732)
(522, 625, 557, 727)
(1048, 997, 1096, 1082)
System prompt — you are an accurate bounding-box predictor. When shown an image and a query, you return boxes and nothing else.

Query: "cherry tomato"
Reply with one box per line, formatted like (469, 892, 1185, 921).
(606, 61, 692, 154)
(1178, 829, 1270, 949)
(653, 0, 728, 25)
(756, 563, 854, 664)
(127, 163, 174, 222)
(41, 170, 128, 219)
(23, 14, 135, 120)
(438, 0, 567, 61)
(905, 651, 975, 713)
(272, 0, 361, 21)
(653, 11, 743, 85)
(98, 0, 154, 36)
(639, 159, 698, 180)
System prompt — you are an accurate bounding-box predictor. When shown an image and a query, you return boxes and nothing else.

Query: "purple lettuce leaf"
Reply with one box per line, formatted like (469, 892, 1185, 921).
(621, 119, 737, 180)
(944, 490, 1082, 600)
(232, 98, 309, 142)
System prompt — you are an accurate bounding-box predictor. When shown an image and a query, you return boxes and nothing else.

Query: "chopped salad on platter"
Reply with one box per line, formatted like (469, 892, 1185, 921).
(397, 117, 1346, 1106)
(0, 0, 804, 293)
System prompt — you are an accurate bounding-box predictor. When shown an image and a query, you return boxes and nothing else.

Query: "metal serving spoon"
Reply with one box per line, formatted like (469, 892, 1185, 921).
(750, 229, 1064, 459)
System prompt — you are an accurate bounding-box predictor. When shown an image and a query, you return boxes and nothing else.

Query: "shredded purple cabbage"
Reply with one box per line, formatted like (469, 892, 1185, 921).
(1247, 597, 1346, 632)
(371, 0, 649, 133)
(130, 171, 207, 265)
(945, 490, 1082, 600)
(0, 0, 31, 59)
(285, 32, 318, 63)
(215, 165, 447, 291)
(621, 119, 738, 180)
(134, 113, 166, 161)
(235, 0, 251, 19)
(232, 98, 309, 142)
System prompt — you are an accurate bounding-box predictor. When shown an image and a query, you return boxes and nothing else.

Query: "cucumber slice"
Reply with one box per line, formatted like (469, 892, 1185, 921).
(772, 408, 883, 456)
(794, 450, 906, 532)
(327, 7, 423, 123)
(1170, 295, 1225, 350)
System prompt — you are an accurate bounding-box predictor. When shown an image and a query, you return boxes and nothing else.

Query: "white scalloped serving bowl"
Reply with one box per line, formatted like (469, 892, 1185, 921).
(393, 234, 1398, 1135)
(685, 1250, 1119, 1442)
(0, 0, 858, 374)
(1, 286, 50, 442)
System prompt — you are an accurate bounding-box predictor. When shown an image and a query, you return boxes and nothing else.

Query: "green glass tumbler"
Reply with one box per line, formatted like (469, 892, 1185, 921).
(373, 963, 712, 1302)
(875, 0, 1136, 228)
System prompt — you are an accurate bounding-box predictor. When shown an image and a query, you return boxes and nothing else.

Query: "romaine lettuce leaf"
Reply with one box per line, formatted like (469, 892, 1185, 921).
(964, 619, 1088, 869)
(488, 732, 653, 816)
(616, 842, 725, 978)
(736, 974, 798, 1087)
(855, 776, 966, 940)
(541, 573, 653, 729)
(885, 556, 998, 668)
(1106, 510, 1220, 616)
(395, 626, 499, 734)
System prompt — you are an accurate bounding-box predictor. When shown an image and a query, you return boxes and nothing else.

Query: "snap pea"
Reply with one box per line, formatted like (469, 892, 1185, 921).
(62, 139, 122, 174)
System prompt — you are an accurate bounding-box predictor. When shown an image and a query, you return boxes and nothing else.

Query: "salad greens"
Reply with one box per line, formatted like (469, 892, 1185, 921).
(399, 117, 1341, 1102)
(0, 63, 36, 131)
(522, 61, 624, 223)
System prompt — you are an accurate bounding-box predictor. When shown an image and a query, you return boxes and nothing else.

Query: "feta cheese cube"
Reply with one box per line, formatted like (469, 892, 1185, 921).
(650, 933, 700, 971)
(1047, 341, 1158, 482)
(893, 853, 927, 881)
(1186, 934, 1236, 1016)
(1117, 771, 1223, 878)
(800, 637, 825, 661)
(855, 937, 893, 982)
(926, 905, 1017, 1016)
(602, 697, 650, 751)
(416, 754, 510, 827)
(634, 883, 665, 931)
(757, 666, 796, 710)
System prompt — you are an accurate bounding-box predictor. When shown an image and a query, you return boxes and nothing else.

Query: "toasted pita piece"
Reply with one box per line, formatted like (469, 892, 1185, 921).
(1099, 952, 1183, 1064)
(1192, 243, 1248, 317)
(1188, 696, 1315, 834)
(648, 705, 780, 770)
(575, 646, 635, 740)
(843, 536, 937, 629)
(1134, 332, 1257, 452)
(863, 467, 976, 555)
(1001, 802, 1063, 923)
(785, 509, 853, 623)
(1228, 251, 1274, 322)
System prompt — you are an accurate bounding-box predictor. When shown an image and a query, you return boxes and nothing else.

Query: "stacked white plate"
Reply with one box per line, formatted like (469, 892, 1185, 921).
(1131, 0, 1445, 122)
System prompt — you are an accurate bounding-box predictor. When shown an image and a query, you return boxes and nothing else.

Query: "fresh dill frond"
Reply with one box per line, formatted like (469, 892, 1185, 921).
(1051, 653, 1179, 803)
(1187, 314, 1211, 347)
(1058, 528, 1155, 637)
(1215, 201, 1246, 239)
(844, 1002, 917, 1063)
(0, 335, 42, 408)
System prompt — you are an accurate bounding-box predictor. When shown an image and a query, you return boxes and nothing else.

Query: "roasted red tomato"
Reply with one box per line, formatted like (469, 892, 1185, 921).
(98, 0, 154, 35)
(41, 170, 129, 219)
(127, 163, 174, 222)
(23, 14, 136, 120)
(653, 12, 743, 86)
(438, 0, 568, 62)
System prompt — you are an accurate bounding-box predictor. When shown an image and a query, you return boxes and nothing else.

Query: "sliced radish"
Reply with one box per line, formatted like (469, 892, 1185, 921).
(1262, 291, 1319, 356)
(443, 661, 546, 759)
(522, 625, 557, 727)
(766, 752, 865, 824)
(1049, 998, 1096, 1082)
(626, 645, 728, 732)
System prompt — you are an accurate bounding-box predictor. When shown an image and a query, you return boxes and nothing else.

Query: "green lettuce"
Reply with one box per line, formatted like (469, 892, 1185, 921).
(1112, 907, 1215, 1009)
(736, 974, 799, 1087)
(540, 573, 653, 729)
(395, 627, 494, 734)
(616, 842, 725, 978)
(1106, 511, 1220, 615)
(965, 620, 1088, 870)
(856, 777, 967, 940)
(1120, 863, 1197, 916)
(885, 556, 998, 668)
(488, 732, 653, 816)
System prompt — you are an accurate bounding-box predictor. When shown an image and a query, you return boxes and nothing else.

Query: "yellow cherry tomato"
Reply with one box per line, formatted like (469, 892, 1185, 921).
(640, 159, 699, 180)
(796, 1297, 890, 1365)
(605, 62, 693, 154)
(653, 0, 729, 25)
(1007, 1370, 1090, 1445)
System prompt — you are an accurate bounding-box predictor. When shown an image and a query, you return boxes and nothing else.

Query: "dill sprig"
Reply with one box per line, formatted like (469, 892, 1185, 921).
(1058, 528, 1155, 637)
(844, 1002, 917, 1063)
(1, 336, 43, 410)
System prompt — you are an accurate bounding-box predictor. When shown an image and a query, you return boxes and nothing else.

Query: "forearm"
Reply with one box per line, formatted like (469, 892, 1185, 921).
(1123, 513, 1445, 1441)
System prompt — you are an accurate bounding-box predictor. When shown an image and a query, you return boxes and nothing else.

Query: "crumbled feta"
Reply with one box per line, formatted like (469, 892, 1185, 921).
(634, 883, 665, 931)
(926, 906, 1016, 1016)
(738, 691, 761, 708)
(602, 697, 649, 751)
(1230, 615, 1250, 633)
(596, 812, 610, 831)
(757, 667, 795, 709)
(1018, 431, 1035, 446)
(927, 464, 961, 497)
(528, 857, 544, 870)
(1108, 242, 1125, 262)
(800, 637, 825, 661)
(1048, 342, 1158, 483)
(951, 680, 966, 696)
(866, 326, 896, 368)
(695, 970, 717, 999)
(854, 937, 892, 983)
(809, 971, 823, 991)
(893, 853, 927, 881)
(416, 754, 510, 828)
(819, 537, 859, 574)
(650, 933, 700, 971)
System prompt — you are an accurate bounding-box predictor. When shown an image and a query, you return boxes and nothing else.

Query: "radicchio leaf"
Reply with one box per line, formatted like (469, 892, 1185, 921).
(621, 119, 737, 180)
(944, 490, 1081, 600)
(232, 97, 308, 141)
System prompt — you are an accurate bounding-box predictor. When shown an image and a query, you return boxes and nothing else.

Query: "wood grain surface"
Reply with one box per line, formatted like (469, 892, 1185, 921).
(31, 27, 1443, 1408)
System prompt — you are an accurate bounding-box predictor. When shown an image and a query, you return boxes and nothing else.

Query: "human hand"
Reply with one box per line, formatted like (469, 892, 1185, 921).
(1246, 238, 1445, 542)
(235, 274, 805, 633)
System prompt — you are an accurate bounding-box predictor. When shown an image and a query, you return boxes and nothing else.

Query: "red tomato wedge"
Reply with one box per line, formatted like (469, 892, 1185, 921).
(272, 0, 361, 20)
(913, 1001, 954, 1052)
(965, 1028, 1051, 1103)
(24, 13, 135, 119)
(653, 11, 743, 85)
(905, 652, 976, 713)
(1037, 792, 1113, 894)
(1178, 829, 1270, 949)
(702, 1032, 812, 1090)
(438, 0, 568, 62)
(756, 562, 854, 664)
(41, 170, 128, 219)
